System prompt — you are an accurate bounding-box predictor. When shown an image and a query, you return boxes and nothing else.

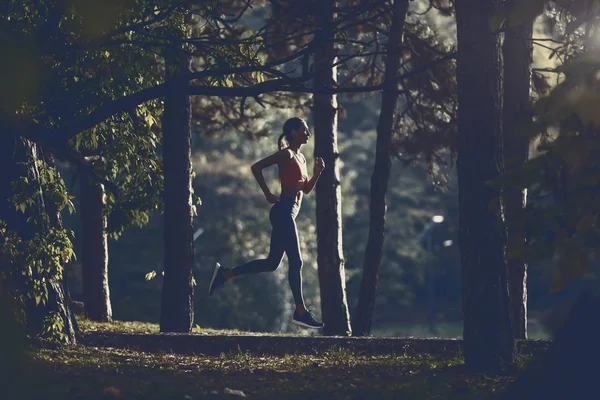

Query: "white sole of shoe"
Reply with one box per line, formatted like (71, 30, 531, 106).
(208, 262, 221, 296)
(292, 319, 324, 329)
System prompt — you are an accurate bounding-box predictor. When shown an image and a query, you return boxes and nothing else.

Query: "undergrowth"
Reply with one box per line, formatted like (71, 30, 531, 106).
(10, 318, 538, 399)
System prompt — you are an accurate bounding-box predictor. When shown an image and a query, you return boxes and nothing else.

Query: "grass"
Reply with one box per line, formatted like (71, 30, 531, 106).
(372, 322, 552, 340)
(78, 318, 312, 337)
(11, 318, 537, 399)
(21, 343, 521, 399)
(79, 318, 552, 339)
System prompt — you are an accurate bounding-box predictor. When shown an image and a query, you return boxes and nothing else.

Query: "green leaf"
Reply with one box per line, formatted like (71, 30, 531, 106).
(144, 270, 157, 281)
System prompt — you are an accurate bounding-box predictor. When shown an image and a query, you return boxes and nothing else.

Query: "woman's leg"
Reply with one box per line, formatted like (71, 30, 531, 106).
(227, 208, 285, 278)
(282, 217, 306, 310)
(282, 217, 324, 328)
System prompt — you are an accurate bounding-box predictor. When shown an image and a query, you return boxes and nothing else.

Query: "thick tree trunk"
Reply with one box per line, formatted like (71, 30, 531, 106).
(79, 175, 112, 322)
(503, 5, 533, 340)
(0, 135, 77, 343)
(455, 0, 514, 371)
(352, 0, 410, 337)
(313, 0, 352, 336)
(159, 54, 194, 333)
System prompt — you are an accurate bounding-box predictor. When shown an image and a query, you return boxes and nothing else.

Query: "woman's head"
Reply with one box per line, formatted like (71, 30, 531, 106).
(278, 117, 310, 150)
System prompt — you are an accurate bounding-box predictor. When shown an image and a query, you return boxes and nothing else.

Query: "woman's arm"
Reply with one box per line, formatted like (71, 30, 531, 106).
(251, 150, 290, 204)
(303, 157, 325, 194)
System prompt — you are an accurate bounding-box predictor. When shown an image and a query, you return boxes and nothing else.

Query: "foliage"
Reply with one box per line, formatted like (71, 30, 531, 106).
(64, 103, 470, 333)
(394, 15, 457, 179)
(0, 145, 76, 341)
(490, 1, 600, 291)
(10, 159, 75, 220)
(0, 224, 73, 307)
(6, 0, 597, 341)
(0, 0, 273, 340)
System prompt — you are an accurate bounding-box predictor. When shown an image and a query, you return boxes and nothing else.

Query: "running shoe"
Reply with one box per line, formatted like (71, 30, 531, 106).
(292, 310, 324, 329)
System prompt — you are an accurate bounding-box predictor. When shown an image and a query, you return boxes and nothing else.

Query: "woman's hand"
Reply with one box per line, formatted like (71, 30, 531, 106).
(265, 192, 279, 204)
(314, 157, 325, 175)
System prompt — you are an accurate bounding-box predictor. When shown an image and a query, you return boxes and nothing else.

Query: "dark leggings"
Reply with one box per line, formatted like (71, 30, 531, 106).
(231, 196, 305, 307)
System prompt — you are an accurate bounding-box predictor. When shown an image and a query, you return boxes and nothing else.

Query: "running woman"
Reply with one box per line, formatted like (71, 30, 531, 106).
(208, 117, 325, 329)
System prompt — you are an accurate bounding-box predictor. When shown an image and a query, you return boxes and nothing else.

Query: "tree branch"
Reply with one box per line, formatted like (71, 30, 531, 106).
(46, 144, 121, 198)
(37, 51, 456, 148)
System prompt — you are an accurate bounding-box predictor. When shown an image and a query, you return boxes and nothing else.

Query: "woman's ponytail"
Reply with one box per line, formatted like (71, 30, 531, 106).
(278, 133, 286, 150)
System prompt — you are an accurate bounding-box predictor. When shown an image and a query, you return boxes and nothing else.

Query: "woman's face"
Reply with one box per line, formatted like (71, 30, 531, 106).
(292, 121, 311, 144)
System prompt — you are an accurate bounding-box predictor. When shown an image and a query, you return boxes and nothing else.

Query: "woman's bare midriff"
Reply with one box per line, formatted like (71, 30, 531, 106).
(281, 184, 304, 204)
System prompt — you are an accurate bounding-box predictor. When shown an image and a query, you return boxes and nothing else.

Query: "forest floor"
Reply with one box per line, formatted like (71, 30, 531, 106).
(18, 319, 546, 399)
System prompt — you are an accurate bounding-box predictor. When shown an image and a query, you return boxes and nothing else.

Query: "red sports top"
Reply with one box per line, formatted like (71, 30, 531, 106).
(280, 151, 308, 187)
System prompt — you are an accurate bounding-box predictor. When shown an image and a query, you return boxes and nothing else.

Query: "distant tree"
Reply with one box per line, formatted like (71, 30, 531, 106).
(505, 0, 600, 290)
(502, 0, 534, 340)
(352, 0, 410, 337)
(455, 0, 514, 371)
(79, 173, 112, 322)
(346, 0, 457, 335)
(312, 0, 353, 336)
(159, 51, 195, 333)
(0, 0, 463, 339)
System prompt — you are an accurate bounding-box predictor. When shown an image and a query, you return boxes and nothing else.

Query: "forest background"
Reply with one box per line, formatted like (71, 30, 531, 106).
(53, 1, 583, 338)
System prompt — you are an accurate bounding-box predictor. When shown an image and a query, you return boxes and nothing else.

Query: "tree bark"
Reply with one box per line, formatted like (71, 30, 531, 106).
(0, 134, 77, 343)
(80, 175, 112, 322)
(313, 0, 352, 336)
(159, 53, 194, 333)
(503, 4, 533, 340)
(455, 0, 515, 371)
(42, 151, 79, 340)
(352, 0, 410, 337)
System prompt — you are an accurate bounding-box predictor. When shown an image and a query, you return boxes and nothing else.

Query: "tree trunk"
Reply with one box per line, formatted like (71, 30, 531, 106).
(0, 134, 77, 343)
(455, 0, 514, 371)
(503, 4, 533, 340)
(43, 151, 79, 340)
(80, 175, 112, 322)
(352, 0, 410, 337)
(159, 53, 194, 333)
(313, 0, 352, 336)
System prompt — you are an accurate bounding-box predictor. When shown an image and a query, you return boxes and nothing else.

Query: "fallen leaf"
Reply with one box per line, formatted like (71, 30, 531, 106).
(102, 386, 122, 397)
(224, 388, 247, 397)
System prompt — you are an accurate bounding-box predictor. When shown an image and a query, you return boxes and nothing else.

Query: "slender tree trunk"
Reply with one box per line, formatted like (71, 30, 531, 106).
(80, 175, 112, 322)
(0, 134, 77, 343)
(313, 0, 352, 336)
(455, 0, 514, 371)
(159, 53, 194, 333)
(43, 151, 79, 339)
(352, 0, 410, 337)
(503, 4, 533, 340)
